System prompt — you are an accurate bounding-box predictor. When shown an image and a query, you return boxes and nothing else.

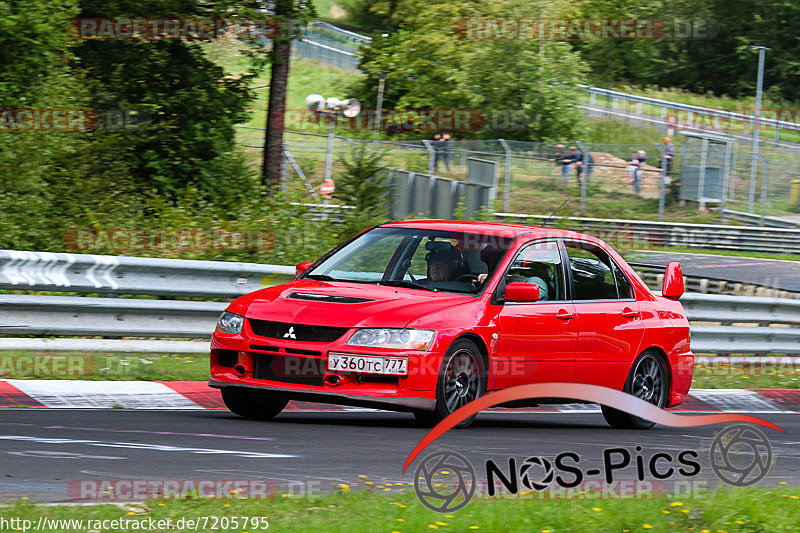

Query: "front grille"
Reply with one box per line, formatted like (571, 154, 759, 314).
(253, 354, 325, 386)
(248, 319, 349, 343)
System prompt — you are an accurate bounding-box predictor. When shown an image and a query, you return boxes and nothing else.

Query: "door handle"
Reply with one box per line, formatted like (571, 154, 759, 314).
(621, 308, 638, 318)
(555, 310, 575, 320)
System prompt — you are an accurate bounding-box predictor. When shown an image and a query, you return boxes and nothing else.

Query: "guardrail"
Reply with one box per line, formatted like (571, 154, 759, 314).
(1, 250, 799, 356)
(263, 203, 800, 255)
(680, 293, 800, 355)
(0, 250, 294, 298)
(580, 85, 800, 137)
(719, 208, 800, 229)
(493, 213, 800, 255)
(0, 292, 797, 356)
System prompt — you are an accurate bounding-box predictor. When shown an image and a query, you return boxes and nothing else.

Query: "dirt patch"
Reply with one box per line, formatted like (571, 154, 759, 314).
(588, 152, 663, 199)
(329, 2, 347, 19)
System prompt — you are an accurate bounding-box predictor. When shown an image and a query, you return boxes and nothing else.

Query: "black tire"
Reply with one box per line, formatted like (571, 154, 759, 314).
(602, 350, 669, 430)
(413, 339, 486, 429)
(221, 387, 288, 421)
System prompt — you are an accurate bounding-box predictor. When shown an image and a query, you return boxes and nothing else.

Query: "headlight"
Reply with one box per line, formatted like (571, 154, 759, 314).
(215, 311, 244, 334)
(347, 329, 435, 350)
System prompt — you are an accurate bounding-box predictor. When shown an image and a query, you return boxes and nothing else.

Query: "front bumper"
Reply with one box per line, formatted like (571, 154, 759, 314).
(210, 327, 442, 412)
(208, 378, 436, 411)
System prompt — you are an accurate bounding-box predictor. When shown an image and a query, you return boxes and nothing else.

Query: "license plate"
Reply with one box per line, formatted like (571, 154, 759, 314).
(327, 353, 408, 376)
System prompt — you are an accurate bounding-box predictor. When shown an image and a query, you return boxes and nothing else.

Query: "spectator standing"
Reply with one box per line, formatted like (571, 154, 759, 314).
(657, 137, 674, 174)
(432, 133, 442, 172)
(441, 133, 452, 171)
(572, 147, 584, 184)
(632, 150, 647, 194)
(558, 146, 581, 182)
(549, 144, 566, 178)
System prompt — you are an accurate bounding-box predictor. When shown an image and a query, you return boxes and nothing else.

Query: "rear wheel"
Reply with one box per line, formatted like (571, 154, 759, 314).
(414, 339, 486, 429)
(602, 350, 669, 430)
(221, 387, 288, 420)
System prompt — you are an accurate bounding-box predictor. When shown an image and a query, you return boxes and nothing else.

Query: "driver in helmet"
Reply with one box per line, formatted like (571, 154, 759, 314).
(425, 241, 464, 283)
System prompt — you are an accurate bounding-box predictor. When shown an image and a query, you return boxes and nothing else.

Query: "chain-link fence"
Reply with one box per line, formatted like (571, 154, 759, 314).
(238, 126, 800, 224)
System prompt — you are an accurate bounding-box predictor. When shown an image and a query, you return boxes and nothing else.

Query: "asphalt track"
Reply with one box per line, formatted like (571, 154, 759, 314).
(0, 408, 797, 502)
(627, 250, 800, 292)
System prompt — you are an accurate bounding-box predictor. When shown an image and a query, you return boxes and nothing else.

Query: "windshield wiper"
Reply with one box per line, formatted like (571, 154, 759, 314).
(305, 274, 338, 281)
(377, 280, 437, 291)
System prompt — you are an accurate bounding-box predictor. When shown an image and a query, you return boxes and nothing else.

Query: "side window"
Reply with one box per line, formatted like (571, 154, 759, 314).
(612, 261, 633, 299)
(504, 241, 563, 301)
(565, 242, 619, 300)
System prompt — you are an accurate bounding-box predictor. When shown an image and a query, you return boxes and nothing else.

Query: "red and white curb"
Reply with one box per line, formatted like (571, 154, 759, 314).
(2, 380, 800, 413)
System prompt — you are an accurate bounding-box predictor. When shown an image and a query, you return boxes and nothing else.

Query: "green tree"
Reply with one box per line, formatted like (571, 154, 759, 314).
(0, 0, 90, 249)
(74, 0, 258, 208)
(332, 144, 391, 237)
(352, 0, 588, 141)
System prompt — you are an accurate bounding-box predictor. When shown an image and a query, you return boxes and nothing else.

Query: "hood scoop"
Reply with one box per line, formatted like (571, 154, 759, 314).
(288, 292, 374, 304)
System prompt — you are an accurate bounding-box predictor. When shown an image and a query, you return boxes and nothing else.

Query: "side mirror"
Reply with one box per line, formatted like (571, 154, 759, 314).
(662, 262, 684, 300)
(505, 282, 540, 303)
(296, 262, 313, 278)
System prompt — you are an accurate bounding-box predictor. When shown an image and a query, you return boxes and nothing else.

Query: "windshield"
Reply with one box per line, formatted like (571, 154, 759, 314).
(303, 227, 514, 294)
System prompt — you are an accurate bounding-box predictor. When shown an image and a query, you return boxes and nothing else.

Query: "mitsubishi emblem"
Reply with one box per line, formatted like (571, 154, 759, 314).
(283, 326, 297, 339)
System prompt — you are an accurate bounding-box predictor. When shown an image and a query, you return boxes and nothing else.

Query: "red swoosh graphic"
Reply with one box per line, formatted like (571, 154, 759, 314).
(402, 383, 784, 473)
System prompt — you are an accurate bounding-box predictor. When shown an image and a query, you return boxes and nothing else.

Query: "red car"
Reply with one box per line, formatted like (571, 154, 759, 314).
(209, 220, 693, 429)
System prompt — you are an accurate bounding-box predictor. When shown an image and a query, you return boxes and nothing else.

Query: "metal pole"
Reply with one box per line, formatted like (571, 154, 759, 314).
(748, 46, 769, 213)
(698, 138, 709, 210)
(422, 139, 435, 176)
(576, 141, 590, 212)
(759, 155, 769, 225)
(720, 141, 732, 213)
(658, 143, 667, 220)
(323, 112, 337, 210)
(498, 139, 512, 212)
(374, 72, 386, 140)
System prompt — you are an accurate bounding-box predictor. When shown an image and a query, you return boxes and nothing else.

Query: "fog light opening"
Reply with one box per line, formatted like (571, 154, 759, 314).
(233, 364, 247, 376)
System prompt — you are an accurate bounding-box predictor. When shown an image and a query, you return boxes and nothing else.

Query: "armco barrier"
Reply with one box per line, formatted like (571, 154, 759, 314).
(0, 250, 294, 297)
(0, 292, 797, 355)
(493, 213, 800, 255)
(1, 250, 798, 356)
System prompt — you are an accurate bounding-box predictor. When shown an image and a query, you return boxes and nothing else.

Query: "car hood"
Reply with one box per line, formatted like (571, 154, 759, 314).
(227, 280, 477, 329)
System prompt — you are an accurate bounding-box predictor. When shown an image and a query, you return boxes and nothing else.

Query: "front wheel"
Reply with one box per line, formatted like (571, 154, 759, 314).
(602, 350, 669, 430)
(414, 339, 486, 429)
(221, 387, 288, 420)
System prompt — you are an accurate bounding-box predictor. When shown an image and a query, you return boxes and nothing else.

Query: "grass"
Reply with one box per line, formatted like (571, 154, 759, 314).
(0, 351, 207, 381)
(3, 486, 799, 532)
(0, 351, 798, 390)
(692, 361, 800, 389)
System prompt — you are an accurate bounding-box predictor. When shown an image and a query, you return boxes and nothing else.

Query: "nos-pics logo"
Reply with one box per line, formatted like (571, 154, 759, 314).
(413, 425, 773, 513)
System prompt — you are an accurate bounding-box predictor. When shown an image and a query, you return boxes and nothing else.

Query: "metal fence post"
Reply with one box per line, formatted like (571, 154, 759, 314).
(698, 138, 709, 210)
(498, 139, 512, 212)
(576, 141, 590, 212)
(759, 155, 769, 225)
(422, 140, 436, 176)
(656, 143, 667, 220)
